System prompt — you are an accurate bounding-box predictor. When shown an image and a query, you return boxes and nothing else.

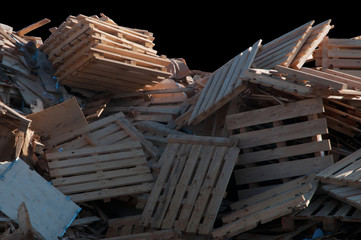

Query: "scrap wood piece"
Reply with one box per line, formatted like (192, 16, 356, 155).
(253, 20, 314, 69)
(15, 18, 51, 37)
(45, 143, 153, 203)
(139, 134, 239, 235)
(27, 97, 87, 138)
(187, 39, 262, 126)
(289, 19, 332, 69)
(0, 158, 81, 240)
(225, 97, 333, 198)
(212, 174, 318, 239)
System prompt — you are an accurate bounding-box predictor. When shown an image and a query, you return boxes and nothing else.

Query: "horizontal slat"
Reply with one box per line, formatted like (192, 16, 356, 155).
(231, 118, 328, 149)
(69, 182, 154, 202)
(226, 98, 324, 130)
(234, 155, 333, 185)
(52, 166, 151, 186)
(237, 140, 331, 165)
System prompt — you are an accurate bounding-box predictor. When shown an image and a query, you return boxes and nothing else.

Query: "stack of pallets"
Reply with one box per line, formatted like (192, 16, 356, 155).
(40, 14, 172, 93)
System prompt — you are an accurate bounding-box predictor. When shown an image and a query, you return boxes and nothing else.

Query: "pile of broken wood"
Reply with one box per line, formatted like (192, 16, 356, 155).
(4, 14, 361, 240)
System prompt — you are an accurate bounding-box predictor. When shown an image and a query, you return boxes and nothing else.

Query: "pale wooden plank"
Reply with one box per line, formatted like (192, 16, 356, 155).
(226, 98, 324, 130)
(231, 118, 328, 149)
(234, 155, 333, 185)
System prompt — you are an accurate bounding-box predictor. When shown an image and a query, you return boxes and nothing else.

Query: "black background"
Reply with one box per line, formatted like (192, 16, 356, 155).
(1, 2, 359, 72)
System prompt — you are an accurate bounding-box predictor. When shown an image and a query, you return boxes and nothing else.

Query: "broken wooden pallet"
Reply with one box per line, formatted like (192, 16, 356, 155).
(45, 111, 160, 160)
(40, 14, 171, 92)
(212, 174, 318, 239)
(225, 97, 333, 198)
(187, 39, 262, 126)
(139, 134, 239, 236)
(282, 194, 361, 232)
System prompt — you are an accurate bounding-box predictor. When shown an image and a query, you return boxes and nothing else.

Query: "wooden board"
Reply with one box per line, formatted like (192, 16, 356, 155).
(139, 134, 239, 235)
(27, 97, 87, 138)
(316, 147, 361, 186)
(253, 20, 314, 69)
(212, 174, 318, 239)
(225, 98, 333, 198)
(187, 39, 261, 125)
(46, 142, 153, 203)
(45, 111, 160, 160)
(0, 158, 81, 240)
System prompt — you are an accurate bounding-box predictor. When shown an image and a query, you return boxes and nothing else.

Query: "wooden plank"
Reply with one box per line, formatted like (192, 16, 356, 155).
(231, 118, 328, 149)
(275, 65, 347, 90)
(234, 155, 333, 185)
(225, 98, 324, 130)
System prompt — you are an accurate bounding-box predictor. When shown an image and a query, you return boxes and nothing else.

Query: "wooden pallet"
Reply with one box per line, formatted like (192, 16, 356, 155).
(315, 37, 361, 78)
(46, 142, 153, 203)
(225, 97, 334, 198)
(283, 194, 361, 231)
(316, 147, 361, 186)
(45, 111, 160, 160)
(139, 134, 239, 235)
(39, 14, 171, 92)
(321, 184, 361, 210)
(187, 39, 261, 125)
(253, 20, 314, 69)
(212, 174, 318, 239)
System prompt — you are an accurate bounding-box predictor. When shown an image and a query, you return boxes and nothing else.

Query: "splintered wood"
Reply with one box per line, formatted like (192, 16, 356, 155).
(139, 134, 239, 235)
(40, 14, 172, 92)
